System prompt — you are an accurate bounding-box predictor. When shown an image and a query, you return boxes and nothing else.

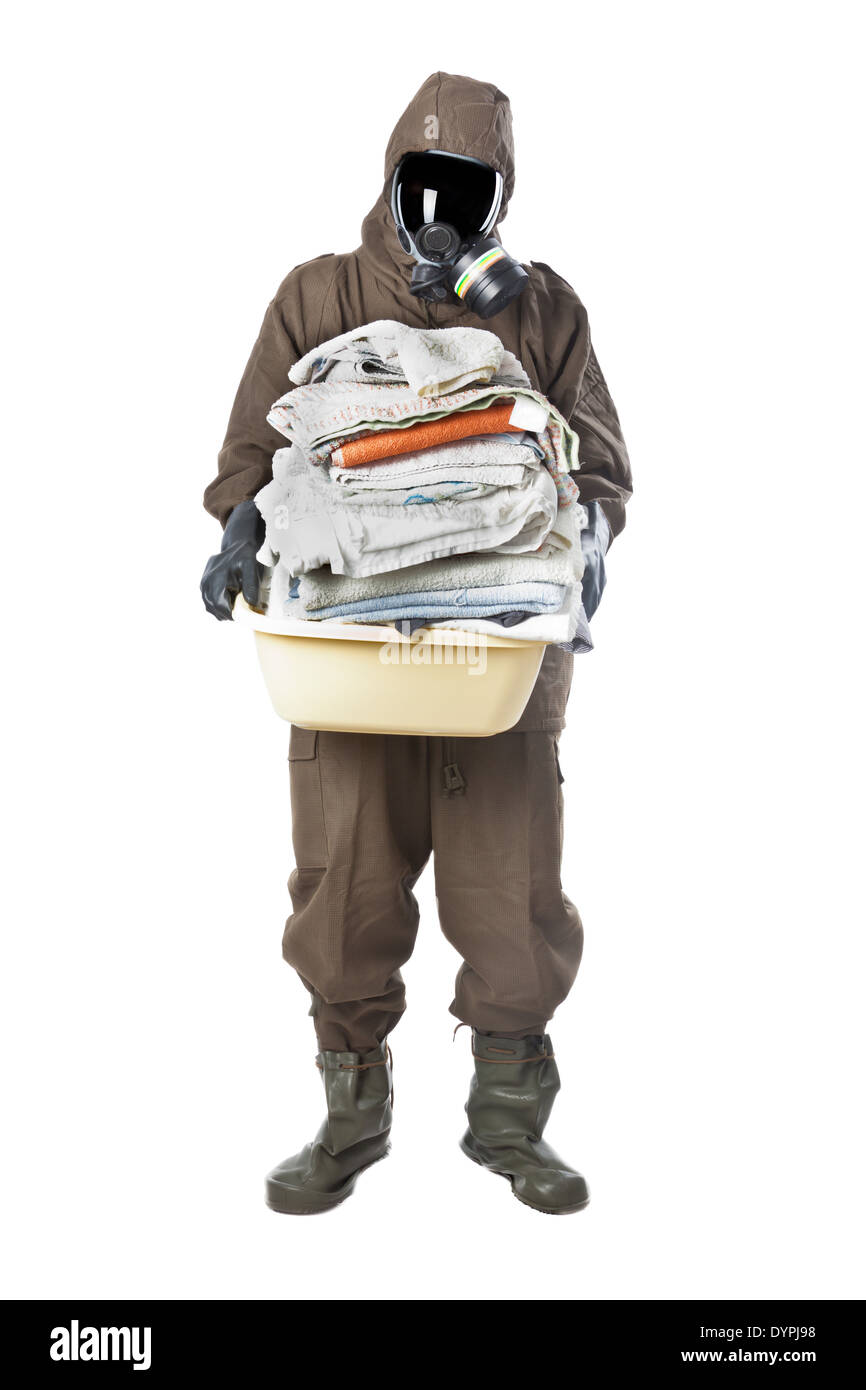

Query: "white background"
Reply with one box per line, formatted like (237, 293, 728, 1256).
(2, 0, 864, 1301)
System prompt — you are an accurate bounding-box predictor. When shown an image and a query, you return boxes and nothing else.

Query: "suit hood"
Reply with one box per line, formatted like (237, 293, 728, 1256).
(359, 72, 515, 301)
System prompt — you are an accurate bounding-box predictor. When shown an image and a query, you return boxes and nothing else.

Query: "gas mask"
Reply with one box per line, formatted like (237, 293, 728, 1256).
(391, 151, 528, 318)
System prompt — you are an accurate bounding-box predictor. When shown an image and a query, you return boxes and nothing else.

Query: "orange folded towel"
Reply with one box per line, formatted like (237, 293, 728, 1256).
(331, 402, 523, 468)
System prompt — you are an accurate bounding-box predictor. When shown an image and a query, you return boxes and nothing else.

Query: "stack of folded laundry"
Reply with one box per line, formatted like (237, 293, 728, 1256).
(254, 320, 592, 651)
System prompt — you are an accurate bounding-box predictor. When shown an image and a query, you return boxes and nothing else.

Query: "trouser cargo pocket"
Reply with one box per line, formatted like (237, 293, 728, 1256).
(288, 725, 329, 869)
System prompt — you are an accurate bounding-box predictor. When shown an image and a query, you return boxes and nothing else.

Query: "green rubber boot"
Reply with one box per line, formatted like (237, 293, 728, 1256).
(265, 1041, 393, 1214)
(460, 1031, 590, 1215)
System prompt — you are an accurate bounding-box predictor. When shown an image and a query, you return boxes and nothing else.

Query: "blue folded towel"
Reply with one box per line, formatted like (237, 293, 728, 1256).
(308, 581, 567, 622)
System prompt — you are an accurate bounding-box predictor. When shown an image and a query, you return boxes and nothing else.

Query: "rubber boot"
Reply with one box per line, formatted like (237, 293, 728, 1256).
(265, 1041, 393, 1214)
(460, 1031, 590, 1215)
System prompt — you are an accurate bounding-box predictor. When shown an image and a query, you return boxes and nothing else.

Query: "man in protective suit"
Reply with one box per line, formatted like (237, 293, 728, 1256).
(201, 73, 632, 1216)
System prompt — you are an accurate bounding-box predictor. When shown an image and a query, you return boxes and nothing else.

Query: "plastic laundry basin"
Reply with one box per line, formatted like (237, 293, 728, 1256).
(233, 595, 546, 737)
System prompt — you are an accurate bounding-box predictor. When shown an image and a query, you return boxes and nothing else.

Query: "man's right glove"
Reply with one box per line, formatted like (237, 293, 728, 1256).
(200, 499, 266, 621)
(580, 500, 611, 622)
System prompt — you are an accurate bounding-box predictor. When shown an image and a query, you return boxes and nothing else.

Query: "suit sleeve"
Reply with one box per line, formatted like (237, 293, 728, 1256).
(570, 344, 633, 540)
(203, 290, 305, 528)
(528, 265, 633, 541)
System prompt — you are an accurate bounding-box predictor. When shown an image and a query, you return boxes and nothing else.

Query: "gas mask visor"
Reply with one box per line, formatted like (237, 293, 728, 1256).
(391, 151, 528, 318)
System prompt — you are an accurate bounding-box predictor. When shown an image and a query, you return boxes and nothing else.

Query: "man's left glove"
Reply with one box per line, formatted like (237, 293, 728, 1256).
(200, 499, 266, 621)
(580, 500, 611, 622)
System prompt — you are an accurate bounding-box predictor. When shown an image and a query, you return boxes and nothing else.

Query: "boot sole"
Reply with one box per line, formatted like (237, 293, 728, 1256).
(460, 1139, 590, 1216)
(265, 1146, 391, 1216)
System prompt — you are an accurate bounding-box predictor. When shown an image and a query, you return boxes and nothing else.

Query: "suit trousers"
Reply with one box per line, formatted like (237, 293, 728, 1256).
(282, 719, 584, 1051)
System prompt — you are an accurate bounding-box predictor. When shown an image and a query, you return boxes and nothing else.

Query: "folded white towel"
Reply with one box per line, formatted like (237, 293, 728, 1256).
(255, 444, 560, 579)
(288, 319, 520, 396)
(391, 323, 503, 396)
(329, 436, 540, 494)
(298, 530, 582, 611)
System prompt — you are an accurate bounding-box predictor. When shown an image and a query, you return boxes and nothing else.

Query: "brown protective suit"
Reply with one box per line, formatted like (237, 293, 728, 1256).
(205, 73, 632, 1047)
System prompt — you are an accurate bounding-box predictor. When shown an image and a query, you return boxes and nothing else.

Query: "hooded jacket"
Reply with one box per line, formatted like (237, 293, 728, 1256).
(204, 73, 632, 731)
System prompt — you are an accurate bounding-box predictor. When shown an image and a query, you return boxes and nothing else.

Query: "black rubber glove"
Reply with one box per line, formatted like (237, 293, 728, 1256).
(200, 500, 266, 621)
(580, 500, 611, 622)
